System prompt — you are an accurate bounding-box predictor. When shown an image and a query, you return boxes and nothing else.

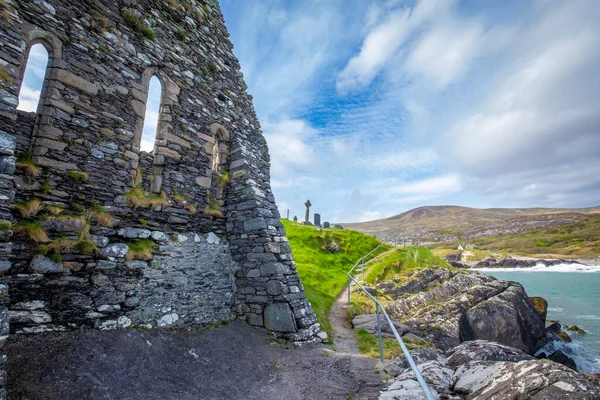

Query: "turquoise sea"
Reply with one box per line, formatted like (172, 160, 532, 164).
(474, 264, 600, 373)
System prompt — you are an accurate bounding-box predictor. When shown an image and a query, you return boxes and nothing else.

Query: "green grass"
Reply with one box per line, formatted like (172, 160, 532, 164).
(364, 246, 449, 285)
(428, 214, 600, 258)
(355, 328, 402, 359)
(354, 328, 435, 359)
(283, 219, 390, 336)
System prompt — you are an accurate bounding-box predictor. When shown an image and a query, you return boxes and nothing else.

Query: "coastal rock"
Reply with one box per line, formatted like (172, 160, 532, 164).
(380, 360, 455, 399)
(459, 284, 547, 354)
(473, 257, 582, 269)
(530, 296, 548, 322)
(545, 350, 578, 371)
(446, 340, 535, 366)
(453, 359, 597, 398)
(383, 347, 446, 377)
(352, 313, 410, 338)
(381, 347, 600, 399)
(567, 325, 586, 334)
(385, 268, 546, 353)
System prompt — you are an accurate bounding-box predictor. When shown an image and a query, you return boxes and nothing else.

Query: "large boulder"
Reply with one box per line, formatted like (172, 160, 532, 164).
(446, 340, 535, 366)
(383, 347, 446, 377)
(385, 268, 546, 353)
(458, 284, 547, 354)
(453, 359, 599, 399)
(380, 342, 600, 399)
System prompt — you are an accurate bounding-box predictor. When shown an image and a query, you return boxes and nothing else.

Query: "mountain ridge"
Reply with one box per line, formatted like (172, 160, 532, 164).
(341, 205, 600, 242)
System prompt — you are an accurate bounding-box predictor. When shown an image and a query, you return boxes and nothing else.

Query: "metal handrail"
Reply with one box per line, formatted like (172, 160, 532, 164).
(347, 234, 435, 400)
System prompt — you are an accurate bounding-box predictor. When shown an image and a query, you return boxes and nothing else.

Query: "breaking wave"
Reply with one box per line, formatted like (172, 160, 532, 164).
(536, 337, 600, 373)
(472, 263, 600, 273)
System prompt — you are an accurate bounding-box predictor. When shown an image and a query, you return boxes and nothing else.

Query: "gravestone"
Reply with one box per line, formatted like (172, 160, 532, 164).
(304, 200, 311, 223)
(323, 222, 330, 228)
(314, 213, 321, 227)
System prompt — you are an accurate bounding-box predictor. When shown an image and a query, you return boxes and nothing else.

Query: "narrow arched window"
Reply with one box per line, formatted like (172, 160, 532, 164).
(17, 43, 49, 112)
(140, 76, 161, 152)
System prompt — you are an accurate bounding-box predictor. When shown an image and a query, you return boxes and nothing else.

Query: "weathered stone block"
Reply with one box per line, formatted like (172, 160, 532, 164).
(30, 255, 66, 273)
(9, 310, 52, 324)
(33, 156, 77, 171)
(266, 280, 288, 295)
(117, 227, 151, 239)
(264, 303, 297, 333)
(247, 313, 263, 326)
(99, 244, 129, 259)
(195, 176, 211, 189)
(259, 263, 291, 276)
(244, 217, 266, 231)
(54, 69, 99, 95)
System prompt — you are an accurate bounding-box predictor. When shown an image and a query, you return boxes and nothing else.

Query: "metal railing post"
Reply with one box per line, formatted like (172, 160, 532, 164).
(347, 275, 351, 305)
(361, 258, 365, 282)
(376, 303, 384, 362)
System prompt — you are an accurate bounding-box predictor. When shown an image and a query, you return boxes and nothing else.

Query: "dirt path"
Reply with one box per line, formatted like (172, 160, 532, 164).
(329, 281, 386, 398)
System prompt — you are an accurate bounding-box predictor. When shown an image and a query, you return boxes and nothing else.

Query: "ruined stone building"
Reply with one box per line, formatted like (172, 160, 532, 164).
(0, 0, 321, 395)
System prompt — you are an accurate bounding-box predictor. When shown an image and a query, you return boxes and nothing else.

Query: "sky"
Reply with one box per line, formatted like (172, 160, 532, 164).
(220, 0, 600, 222)
(17, 0, 600, 223)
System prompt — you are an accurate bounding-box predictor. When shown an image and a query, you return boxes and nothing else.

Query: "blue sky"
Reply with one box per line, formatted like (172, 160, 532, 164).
(17, 0, 600, 223)
(220, 0, 600, 222)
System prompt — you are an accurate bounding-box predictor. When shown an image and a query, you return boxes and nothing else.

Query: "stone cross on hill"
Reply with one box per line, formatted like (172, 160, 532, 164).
(304, 200, 312, 223)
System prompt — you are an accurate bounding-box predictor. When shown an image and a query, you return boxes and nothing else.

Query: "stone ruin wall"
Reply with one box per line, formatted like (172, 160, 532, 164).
(0, 1, 321, 393)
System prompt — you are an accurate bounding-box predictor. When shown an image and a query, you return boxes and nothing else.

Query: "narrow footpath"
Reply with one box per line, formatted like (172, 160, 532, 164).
(328, 268, 389, 399)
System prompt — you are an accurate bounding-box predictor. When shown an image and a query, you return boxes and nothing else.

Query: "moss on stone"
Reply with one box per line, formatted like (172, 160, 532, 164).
(15, 198, 43, 219)
(203, 200, 222, 218)
(126, 239, 156, 261)
(122, 11, 143, 33)
(0, 66, 13, 83)
(175, 29, 186, 41)
(13, 221, 50, 243)
(87, 203, 114, 227)
(68, 170, 89, 182)
(142, 26, 155, 40)
(124, 186, 168, 209)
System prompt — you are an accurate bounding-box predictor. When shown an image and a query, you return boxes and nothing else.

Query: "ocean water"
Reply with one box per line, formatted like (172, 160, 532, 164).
(472, 264, 600, 373)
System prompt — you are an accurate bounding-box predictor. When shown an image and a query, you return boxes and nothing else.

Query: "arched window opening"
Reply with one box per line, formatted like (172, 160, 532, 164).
(140, 76, 162, 152)
(17, 43, 49, 113)
(210, 123, 230, 173)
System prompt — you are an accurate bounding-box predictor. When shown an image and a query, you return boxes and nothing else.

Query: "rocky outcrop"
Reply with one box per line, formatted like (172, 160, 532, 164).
(383, 268, 546, 353)
(530, 296, 549, 322)
(474, 257, 582, 269)
(380, 340, 600, 399)
(446, 339, 535, 366)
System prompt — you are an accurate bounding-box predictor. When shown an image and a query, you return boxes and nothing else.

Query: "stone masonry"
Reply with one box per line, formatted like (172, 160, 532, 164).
(0, 0, 321, 395)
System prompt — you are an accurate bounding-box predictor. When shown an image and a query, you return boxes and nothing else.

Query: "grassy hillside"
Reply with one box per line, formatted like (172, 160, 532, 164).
(282, 219, 389, 335)
(429, 214, 600, 258)
(348, 246, 450, 358)
(364, 247, 449, 285)
(342, 205, 600, 243)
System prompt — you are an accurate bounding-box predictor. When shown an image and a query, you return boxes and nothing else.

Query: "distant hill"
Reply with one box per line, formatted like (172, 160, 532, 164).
(341, 205, 600, 244)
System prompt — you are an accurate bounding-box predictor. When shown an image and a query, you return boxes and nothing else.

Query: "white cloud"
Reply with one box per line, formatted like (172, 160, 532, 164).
(404, 20, 483, 88)
(263, 119, 318, 172)
(444, 0, 600, 182)
(336, 8, 412, 92)
(336, 0, 464, 92)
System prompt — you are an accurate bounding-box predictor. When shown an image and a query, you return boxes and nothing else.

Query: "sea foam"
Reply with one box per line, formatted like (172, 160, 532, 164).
(472, 263, 600, 273)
